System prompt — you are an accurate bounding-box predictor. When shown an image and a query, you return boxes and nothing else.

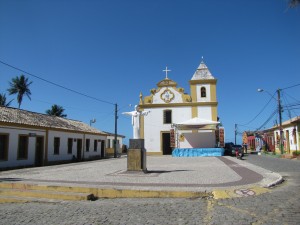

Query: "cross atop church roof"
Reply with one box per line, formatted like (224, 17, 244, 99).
(163, 66, 171, 79)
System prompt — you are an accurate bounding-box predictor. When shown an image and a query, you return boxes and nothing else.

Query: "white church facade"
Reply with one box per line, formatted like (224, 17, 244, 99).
(138, 60, 220, 155)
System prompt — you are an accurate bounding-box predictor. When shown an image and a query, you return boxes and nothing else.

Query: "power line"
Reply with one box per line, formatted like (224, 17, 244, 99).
(239, 93, 275, 126)
(0, 60, 114, 106)
(255, 109, 277, 131)
(282, 83, 300, 90)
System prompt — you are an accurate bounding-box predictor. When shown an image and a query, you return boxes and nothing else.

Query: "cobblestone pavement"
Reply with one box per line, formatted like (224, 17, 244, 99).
(1, 155, 299, 225)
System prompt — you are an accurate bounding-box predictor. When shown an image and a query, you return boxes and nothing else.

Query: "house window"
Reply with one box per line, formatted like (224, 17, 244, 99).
(54, 137, 60, 155)
(86, 139, 90, 152)
(68, 138, 73, 154)
(94, 140, 98, 152)
(18, 135, 28, 159)
(163, 110, 172, 124)
(201, 87, 206, 97)
(107, 139, 111, 148)
(0, 134, 9, 161)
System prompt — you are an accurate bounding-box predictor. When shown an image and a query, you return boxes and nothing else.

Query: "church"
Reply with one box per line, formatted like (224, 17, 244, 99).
(138, 59, 221, 155)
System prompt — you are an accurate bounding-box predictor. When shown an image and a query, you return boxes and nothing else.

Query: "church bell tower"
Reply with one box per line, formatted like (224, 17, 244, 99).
(189, 59, 218, 121)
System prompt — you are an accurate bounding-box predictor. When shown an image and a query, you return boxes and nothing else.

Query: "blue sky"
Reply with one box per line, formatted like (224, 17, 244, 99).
(0, 0, 299, 145)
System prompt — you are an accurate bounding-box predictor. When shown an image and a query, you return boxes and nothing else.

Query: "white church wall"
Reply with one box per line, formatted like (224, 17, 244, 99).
(144, 108, 167, 152)
(144, 106, 191, 153)
(197, 106, 212, 120)
(152, 87, 183, 104)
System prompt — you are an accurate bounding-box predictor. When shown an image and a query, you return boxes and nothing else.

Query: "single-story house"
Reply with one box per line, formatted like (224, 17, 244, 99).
(0, 106, 107, 169)
(244, 116, 300, 154)
(104, 131, 126, 156)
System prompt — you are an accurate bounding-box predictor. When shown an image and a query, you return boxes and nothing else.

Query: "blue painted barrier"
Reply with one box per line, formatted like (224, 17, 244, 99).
(172, 148, 225, 157)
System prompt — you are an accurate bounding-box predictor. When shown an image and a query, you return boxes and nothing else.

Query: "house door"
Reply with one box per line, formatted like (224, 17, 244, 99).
(286, 130, 290, 153)
(77, 139, 82, 161)
(162, 132, 172, 155)
(35, 136, 44, 166)
(101, 141, 105, 158)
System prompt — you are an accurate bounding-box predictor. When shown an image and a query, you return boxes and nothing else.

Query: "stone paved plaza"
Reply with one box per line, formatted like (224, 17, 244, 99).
(0, 154, 299, 225)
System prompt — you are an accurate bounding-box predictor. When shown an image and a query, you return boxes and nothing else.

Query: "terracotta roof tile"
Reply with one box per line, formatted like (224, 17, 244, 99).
(0, 106, 106, 135)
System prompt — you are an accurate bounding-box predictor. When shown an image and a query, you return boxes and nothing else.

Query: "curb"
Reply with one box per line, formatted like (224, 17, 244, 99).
(0, 182, 212, 200)
(263, 175, 284, 188)
(213, 186, 270, 199)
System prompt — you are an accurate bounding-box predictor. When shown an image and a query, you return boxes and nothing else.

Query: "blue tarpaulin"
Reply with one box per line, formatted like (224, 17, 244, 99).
(172, 148, 224, 157)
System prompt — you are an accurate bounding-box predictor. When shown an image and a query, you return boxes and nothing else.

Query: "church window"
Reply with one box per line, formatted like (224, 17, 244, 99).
(201, 87, 206, 97)
(163, 110, 172, 124)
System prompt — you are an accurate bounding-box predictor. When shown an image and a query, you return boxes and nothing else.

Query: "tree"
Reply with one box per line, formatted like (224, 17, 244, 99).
(289, 0, 300, 8)
(0, 93, 13, 107)
(46, 104, 67, 118)
(7, 74, 32, 108)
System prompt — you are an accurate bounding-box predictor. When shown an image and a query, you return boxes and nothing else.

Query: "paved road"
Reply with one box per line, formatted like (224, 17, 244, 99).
(0, 155, 299, 225)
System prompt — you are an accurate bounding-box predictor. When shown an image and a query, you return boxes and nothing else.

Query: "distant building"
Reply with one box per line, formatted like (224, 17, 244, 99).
(275, 116, 300, 154)
(0, 106, 107, 169)
(244, 116, 300, 154)
(138, 60, 220, 155)
(104, 131, 125, 156)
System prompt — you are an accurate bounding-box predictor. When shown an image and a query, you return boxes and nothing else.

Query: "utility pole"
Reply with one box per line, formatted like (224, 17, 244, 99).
(277, 89, 284, 154)
(234, 123, 237, 145)
(114, 103, 118, 158)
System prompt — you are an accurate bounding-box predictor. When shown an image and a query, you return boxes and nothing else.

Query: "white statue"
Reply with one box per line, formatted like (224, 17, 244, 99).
(122, 105, 150, 139)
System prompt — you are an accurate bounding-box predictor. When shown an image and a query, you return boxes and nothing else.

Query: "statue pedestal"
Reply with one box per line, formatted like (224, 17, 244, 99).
(127, 139, 147, 172)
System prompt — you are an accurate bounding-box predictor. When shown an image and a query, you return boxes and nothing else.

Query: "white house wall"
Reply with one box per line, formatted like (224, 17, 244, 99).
(47, 131, 106, 162)
(273, 125, 299, 152)
(83, 134, 106, 158)
(0, 125, 106, 169)
(283, 126, 298, 151)
(0, 126, 45, 168)
(106, 136, 123, 153)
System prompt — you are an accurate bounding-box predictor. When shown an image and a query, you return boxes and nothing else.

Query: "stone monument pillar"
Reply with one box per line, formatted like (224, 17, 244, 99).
(127, 139, 147, 172)
(123, 105, 150, 172)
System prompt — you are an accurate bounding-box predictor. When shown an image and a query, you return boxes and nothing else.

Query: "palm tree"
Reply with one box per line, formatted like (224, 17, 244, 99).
(7, 74, 32, 108)
(289, 0, 300, 8)
(46, 104, 67, 118)
(0, 93, 13, 107)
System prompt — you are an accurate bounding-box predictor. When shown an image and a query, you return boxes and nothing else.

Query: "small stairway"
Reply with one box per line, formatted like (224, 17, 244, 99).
(0, 182, 96, 203)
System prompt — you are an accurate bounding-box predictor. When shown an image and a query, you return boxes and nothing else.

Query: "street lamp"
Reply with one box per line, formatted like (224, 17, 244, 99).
(257, 88, 284, 154)
(90, 118, 96, 126)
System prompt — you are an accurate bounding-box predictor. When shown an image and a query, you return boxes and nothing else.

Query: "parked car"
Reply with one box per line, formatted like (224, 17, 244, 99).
(224, 143, 243, 156)
(224, 142, 234, 155)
